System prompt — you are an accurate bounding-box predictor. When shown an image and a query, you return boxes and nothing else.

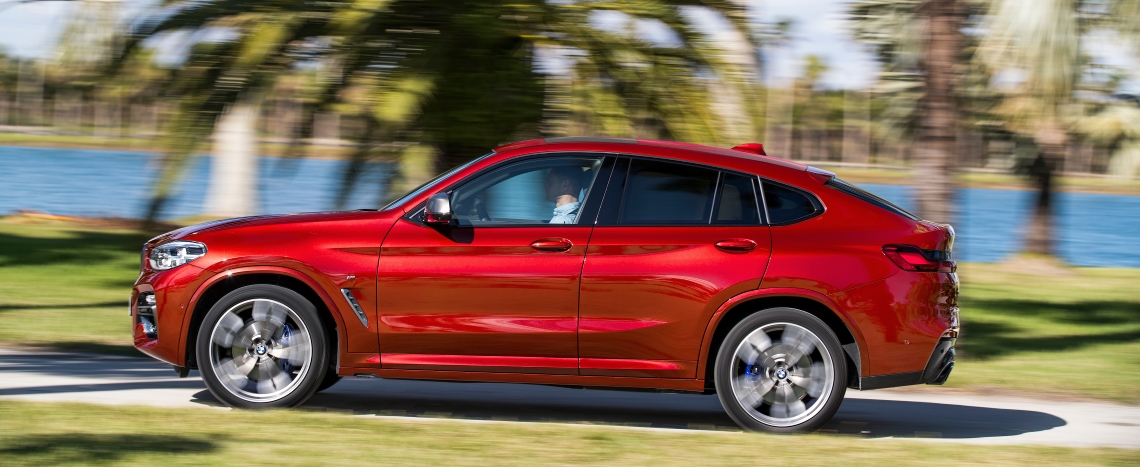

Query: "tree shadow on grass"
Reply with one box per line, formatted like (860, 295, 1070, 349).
(13, 342, 144, 358)
(0, 229, 152, 268)
(959, 300, 1140, 360)
(0, 302, 126, 313)
(963, 298, 1140, 326)
(0, 434, 216, 464)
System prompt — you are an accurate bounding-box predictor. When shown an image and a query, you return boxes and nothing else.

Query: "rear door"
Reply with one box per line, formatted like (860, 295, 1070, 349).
(578, 157, 772, 378)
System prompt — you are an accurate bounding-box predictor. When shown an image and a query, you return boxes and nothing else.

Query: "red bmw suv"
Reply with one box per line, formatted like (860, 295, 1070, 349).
(131, 137, 958, 432)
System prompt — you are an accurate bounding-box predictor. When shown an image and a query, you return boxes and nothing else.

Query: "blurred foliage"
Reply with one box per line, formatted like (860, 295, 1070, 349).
(98, 0, 762, 219)
(850, 0, 1140, 176)
(848, 0, 996, 146)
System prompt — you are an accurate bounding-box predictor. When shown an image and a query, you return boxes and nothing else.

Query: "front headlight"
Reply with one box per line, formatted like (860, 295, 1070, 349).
(148, 241, 208, 271)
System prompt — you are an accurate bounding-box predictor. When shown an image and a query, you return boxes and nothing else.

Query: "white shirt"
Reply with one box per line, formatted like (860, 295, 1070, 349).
(549, 202, 580, 224)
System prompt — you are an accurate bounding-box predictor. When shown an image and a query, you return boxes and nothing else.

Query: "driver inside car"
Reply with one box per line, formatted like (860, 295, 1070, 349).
(543, 166, 583, 224)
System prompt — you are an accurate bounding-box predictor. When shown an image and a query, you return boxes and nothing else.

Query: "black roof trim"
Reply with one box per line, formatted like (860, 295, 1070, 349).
(544, 136, 639, 145)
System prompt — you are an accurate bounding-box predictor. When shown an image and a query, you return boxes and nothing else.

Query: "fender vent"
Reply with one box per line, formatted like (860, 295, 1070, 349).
(340, 289, 369, 328)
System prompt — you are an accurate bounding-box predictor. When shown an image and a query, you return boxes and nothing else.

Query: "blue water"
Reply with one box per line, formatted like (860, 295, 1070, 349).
(859, 184, 1140, 267)
(2, 146, 1138, 267)
(0, 146, 390, 221)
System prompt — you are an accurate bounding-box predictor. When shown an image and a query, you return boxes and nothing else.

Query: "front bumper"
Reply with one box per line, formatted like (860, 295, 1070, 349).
(130, 264, 215, 365)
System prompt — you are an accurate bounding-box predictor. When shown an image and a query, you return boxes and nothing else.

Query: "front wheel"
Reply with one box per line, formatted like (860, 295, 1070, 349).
(197, 285, 329, 408)
(714, 307, 847, 433)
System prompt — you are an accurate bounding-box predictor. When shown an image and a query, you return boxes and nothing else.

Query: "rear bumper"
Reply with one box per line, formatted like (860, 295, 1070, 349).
(859, 337, 956, 390)
(921, 337, 956, 385)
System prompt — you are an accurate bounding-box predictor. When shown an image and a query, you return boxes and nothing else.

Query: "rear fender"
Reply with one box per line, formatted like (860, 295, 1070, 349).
(697, 287, 869, 382)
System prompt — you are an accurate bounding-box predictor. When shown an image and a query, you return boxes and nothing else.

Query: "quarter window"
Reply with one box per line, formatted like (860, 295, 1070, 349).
(762, 182, 819, 224)
(619, 160, 719, 225)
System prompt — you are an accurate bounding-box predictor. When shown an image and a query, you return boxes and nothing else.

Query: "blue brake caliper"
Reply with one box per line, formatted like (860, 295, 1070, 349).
(744, 364, 759, 379)
(280, 324, 294, 374)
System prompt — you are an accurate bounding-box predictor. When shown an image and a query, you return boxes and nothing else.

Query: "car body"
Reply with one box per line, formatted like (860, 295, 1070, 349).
(131, 137, 959, 432)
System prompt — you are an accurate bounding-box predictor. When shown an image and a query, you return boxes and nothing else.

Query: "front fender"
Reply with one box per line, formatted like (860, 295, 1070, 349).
(180, 265, 351, 368)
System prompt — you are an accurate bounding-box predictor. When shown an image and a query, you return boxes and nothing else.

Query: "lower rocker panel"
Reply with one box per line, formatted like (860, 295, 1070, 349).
(338, 366, 707, 393)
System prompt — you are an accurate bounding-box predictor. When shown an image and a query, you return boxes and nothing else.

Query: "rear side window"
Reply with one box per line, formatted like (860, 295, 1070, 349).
(762, 182, 819, 224)
(714, 174, 762, 225)
(620, 159, 718, 225)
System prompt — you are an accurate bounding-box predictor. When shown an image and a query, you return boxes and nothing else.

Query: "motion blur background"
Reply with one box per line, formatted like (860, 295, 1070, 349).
(1, 3, 1139, 463)
(1, 0, 1139, 266)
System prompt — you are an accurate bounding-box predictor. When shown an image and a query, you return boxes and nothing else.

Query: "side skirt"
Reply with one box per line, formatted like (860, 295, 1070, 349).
(339, 367, 706, 393)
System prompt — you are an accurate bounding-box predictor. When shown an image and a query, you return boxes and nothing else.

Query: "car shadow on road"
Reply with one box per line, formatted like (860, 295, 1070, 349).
(188, 378, 1067, 439)
(1, 352, 1067, 440)
(826, 398, 1065, 439)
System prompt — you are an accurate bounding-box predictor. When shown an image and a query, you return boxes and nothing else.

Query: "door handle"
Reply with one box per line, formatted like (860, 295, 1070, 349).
(531, 238, 573, 252)
(715, 239, 756, 253)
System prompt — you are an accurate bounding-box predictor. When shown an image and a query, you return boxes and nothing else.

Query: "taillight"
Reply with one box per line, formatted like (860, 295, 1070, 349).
(883, 244, 956, 273)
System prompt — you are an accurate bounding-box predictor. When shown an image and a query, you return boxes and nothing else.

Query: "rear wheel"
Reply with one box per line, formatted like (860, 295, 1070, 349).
(197, 285, 328, 408)
(714, 307, 847, 433)
(316, 372, 342, 392)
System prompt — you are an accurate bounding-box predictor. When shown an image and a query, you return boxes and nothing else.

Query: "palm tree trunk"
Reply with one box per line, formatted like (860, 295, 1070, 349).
(914, 0, 961, 224)
(1024, 123, 1067, 256)
(1024, 152, 1055, 255)
(203, 102, 260, 218)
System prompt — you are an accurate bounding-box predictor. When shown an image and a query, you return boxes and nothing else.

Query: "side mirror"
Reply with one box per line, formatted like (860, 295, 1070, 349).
(424, 192, 453, 225)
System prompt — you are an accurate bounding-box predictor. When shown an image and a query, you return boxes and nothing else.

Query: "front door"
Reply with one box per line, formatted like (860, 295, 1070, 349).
(377, 155, 610, 374)
(579, 158, 772, 378)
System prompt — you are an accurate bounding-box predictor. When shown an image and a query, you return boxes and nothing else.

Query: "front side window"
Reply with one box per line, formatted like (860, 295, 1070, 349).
(449, 156, 604, 226)
(619, 159, 719, 225)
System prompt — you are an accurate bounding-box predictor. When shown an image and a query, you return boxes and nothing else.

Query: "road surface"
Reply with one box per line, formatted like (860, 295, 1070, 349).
(2, 348, 1137, 449)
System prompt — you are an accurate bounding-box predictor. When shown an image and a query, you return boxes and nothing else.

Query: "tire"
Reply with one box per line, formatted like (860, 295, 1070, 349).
(714, 307, 847, 433)
(196, 285, 329, 409)
(316, 372, 342, 393)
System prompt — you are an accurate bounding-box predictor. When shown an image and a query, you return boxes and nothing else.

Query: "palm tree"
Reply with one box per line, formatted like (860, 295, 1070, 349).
(912, 0, 962, 225)
(1080, 104, 1140, 178)
(109, 0, 761, 223)
(977, 0, 1083, 257)
(850, 0, 964, 224)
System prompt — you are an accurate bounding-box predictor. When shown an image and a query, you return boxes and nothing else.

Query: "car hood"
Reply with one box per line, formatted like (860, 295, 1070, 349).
(146, 211, 381, 246)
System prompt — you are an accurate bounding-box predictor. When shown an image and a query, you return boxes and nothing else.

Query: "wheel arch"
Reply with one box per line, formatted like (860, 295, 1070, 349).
(180, 267, 345, 371)
(699, 289, 866, 392)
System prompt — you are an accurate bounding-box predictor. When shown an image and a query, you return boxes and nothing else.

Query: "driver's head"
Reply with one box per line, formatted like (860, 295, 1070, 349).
(543, 166, 583, 203)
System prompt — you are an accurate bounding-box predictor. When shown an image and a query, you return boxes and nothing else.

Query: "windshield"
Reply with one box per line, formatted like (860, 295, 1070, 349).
(381, 152, 496, 211)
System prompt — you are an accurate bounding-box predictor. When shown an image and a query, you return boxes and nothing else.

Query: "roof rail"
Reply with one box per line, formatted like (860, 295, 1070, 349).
(544, 136, 638, 145)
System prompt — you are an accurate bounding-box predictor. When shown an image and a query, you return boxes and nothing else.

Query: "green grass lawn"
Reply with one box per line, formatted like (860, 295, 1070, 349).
(1, 216, 1138, 402)
(947, 263, 1140, 402)
(0, 400, 1136, 466)
(0, 217, 150, 356)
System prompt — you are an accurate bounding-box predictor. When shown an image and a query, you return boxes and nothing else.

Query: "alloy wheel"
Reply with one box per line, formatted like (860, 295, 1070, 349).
(728, 322, 835, 428)
(207, 298, 313, 402)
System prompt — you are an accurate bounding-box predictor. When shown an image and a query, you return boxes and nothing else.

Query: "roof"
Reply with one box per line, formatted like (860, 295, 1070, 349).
(493, 137, 807, 171)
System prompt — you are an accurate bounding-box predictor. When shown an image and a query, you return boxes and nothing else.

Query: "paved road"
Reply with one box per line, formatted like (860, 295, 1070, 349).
(2, 348, 1138, 449)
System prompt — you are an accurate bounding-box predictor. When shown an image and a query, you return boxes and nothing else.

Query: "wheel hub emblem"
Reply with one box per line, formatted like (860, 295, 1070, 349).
(255, 343, 267, 356)
(775, 368, 788, 379)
